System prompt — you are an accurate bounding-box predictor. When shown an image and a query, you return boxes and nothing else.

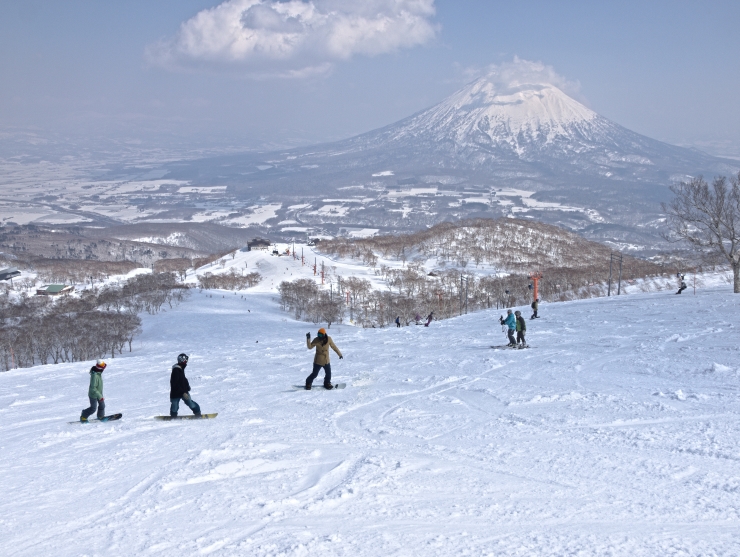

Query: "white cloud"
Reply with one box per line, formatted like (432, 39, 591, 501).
(148, 0, 438, 76)
(462, 57, 584, 100)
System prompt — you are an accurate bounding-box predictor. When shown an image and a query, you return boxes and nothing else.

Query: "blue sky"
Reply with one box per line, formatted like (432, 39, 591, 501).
(1, 0, 739, 156)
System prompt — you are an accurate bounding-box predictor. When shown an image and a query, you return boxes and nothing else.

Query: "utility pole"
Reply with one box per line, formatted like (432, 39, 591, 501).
(465, 278, 469, 314)
(608, 253, 623, 295)
(460, 275, 469, 315)
(528, 272, 542, 301)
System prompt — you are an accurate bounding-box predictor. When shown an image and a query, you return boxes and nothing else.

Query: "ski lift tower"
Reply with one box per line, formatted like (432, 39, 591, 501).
(528, 272, 543, 301)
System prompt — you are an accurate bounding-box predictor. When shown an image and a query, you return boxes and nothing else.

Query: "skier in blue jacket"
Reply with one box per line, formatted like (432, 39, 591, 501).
(499, 309, 517, 346)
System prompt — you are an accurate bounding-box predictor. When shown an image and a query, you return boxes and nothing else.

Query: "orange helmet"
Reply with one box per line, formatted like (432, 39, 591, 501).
(318, 328, 327, 335)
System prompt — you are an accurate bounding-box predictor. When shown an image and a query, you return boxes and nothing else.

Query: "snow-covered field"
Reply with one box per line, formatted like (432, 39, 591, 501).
(2, 286, 740, 556)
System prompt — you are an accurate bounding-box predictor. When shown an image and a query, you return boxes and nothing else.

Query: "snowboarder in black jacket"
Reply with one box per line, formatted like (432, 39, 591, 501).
(676, 274, 687, 294)
(170, 353, 201, 417)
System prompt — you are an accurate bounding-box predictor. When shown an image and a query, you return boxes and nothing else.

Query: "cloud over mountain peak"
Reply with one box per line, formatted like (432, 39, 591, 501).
(147, 0, 438, 77)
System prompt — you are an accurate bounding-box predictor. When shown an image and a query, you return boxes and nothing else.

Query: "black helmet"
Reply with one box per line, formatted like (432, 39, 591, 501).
(177, 353, 189, 364)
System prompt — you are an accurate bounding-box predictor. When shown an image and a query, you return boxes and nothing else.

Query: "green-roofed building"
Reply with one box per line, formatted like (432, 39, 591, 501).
(36, 284, 74, 296)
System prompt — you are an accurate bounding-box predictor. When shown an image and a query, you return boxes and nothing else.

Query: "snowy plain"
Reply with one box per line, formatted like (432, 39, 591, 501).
(1, 284, 740, 556)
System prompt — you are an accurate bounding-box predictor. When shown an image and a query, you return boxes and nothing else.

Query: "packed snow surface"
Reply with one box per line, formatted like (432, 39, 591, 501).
(2, 288, 740, 555)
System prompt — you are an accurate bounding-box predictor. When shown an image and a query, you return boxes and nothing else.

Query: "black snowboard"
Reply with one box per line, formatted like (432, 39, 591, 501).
(491, 345, 530, 350)
(294, 383, 347, 390)
(154, 413, 218, 421)
(70, 413, 122, 424)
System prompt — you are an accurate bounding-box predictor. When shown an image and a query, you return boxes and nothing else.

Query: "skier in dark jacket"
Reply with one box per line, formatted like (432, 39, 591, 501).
(531, 298, 539, 319)
(395, 316, 401, 328)
(424, 311, 434, 327)
(80, 359, 107, 422)
(170, 353, 201, 417)
(515, 310, 527, 346)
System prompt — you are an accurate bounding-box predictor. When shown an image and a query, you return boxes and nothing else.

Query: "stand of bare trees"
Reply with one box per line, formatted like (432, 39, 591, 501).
(663, 173, 740, 293)
(278, 279, 342, 327)
(320, 218, 623, 272)
(197, 269, 262, 290)
(33, 259, 143, 286)
(279, 227, 675, 328)
(0, 272, 189, 371)
(279, 258, 674, 328)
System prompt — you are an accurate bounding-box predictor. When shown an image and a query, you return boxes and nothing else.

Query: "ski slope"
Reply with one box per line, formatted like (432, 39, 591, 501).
(1, 287, 740, 556)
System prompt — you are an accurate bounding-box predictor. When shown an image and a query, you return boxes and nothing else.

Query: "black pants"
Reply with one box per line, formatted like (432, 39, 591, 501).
(396, 322, 400, 327)
(531, 310, 538, 318)
(82, 396, 105, 419)
(517, 331, 526, 345)
(306, 363, 332, 387)
(507, 329, 516, 345)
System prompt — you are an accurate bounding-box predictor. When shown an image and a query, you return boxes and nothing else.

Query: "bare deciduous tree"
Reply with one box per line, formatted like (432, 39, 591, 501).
(663, 173, 740, 293)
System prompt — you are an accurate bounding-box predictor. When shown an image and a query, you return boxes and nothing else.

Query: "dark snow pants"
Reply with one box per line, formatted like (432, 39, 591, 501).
(507, 329, 516, 345)
(531, 310, 538, 318)
(517, 331, 526, 345)
(170, 392, 201, 417)
(306, 363, 332, 387)
(82, 397, 105, 419)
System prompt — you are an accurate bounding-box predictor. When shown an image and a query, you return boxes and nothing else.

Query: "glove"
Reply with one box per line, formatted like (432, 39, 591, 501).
(99, 397, 104, 402)
(339, 355, 343, 359)
(306, 332, 311, 339)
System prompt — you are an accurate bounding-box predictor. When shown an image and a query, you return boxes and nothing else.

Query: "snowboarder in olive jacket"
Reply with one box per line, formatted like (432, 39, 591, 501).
(81, 359, 107, 421)
(305, 328, 343, 390)
(531, 298, 539, 319)
(170, 353, 201, 417)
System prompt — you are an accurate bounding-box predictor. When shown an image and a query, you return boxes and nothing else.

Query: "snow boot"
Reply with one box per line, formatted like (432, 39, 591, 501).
(305, 383, 312, 390)
(323, 383, 334, 390)
(170, 412, 178, 417)
(80, 415, 88, 423)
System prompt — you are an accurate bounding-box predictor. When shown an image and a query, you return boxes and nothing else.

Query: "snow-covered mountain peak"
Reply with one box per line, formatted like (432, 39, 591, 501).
(452, 77, 596, 129)
(389, 76, 600, 150)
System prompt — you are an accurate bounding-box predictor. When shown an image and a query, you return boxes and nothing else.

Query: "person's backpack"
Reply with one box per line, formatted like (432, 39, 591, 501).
(531, 301, 536, 309)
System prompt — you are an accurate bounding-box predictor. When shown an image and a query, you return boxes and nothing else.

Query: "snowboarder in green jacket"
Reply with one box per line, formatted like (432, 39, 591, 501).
(515, 311, 527, 346)
(80, 360, 107, 422)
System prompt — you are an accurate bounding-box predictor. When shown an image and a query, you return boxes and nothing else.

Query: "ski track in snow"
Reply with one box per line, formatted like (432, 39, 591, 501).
(2, 289, 740, 555)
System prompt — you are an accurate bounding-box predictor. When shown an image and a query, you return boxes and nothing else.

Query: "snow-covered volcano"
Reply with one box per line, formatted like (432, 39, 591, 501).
(384, 78, 600, 154)
(346, 75, 725, 172)
(119, 71, 738, 249)
(204, 73, 736, 192)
